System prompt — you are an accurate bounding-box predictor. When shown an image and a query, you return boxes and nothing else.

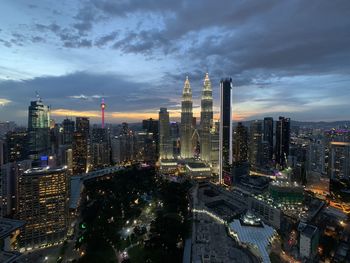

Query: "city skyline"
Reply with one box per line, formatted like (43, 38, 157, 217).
(1, 1, 350, 124)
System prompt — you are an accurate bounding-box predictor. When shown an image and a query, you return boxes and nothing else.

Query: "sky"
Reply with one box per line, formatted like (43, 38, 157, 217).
(0, 0, 349, 125)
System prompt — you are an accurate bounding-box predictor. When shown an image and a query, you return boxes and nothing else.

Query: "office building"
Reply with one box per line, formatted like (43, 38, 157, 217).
(180, 76, 193, 159)
(16, 166, 69, 251)
(233, 122, 248, 164)
(4, 131, 28, 163)
(0, 160, 32, 217)
(275, 116, 291, 168)
(142, 118, 159, 157)
(299, 224, 319, 259)
(62, 119, 75, 145)
(200, 73, 213, 162)
(28, 99, 50, 158)
(91, 127, 110, 169)
(263, 117, 274, 161)
(159, 108, 172, 159)
(170, 122, 180, 157)
(249, 120, 263, 170)
(219, 78, 233, 184)
(328, 141, 350, 202)
(72, 131, 88, 175)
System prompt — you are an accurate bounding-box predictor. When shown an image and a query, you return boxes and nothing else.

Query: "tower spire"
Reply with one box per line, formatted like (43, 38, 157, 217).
(101, 97, 106, 128)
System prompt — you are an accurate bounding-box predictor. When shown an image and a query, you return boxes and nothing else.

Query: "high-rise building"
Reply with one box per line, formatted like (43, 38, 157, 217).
(62, 119, 75, 145)
(76, 117, 90, 136)
(16, 166, 69, 251)
(307, 138, 325, 176)
(72, 131, 88, 175)
(328, 141, 350, 202)
(72, 117, 90, 175)
(5, 131, 28, 163)
(180, 76, 193, 159)
(299, 224, 319, 260)
(263, 117, 274, 161)
(249, 120, 263, 170)
(28, 99, 50, 158)
(112, 124, 136, 163)
(142, 118, 159, 157)
(159, 108, 172, 159)
(234, 122, 248, 164)
(200, 73, 213, 162)
(0, 160, 32, 217)
(219, 78, 233, 184)
(210, 121, 220, 174)
(170, 122, 180, 157)
(91, 127, 110, 169)
(275, 116, 291, 168)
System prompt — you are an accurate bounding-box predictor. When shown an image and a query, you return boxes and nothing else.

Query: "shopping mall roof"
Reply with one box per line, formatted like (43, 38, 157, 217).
(229, 214, 276, 263)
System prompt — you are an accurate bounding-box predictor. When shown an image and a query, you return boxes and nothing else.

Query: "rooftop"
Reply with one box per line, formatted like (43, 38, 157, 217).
(301, 224, 318, 238)
(23, 166, 67, 175)
(0, 218, 25, 239)
(229, 215, 276, 263)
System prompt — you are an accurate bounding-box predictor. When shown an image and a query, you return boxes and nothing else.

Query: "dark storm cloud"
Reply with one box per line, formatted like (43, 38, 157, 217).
(77, 0, 350, 82)
(0, 72, 177, 123)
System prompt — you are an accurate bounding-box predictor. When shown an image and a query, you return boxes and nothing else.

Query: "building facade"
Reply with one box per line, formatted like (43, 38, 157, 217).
(159, 108, 172, 159)
(200, 73, 213, 163)
(275, 116, 291, 168)
(16, 166, 69, 251)
(28, 99, 50, 158)
(180, 77, 193, 159)
(219, 78, 233, 183)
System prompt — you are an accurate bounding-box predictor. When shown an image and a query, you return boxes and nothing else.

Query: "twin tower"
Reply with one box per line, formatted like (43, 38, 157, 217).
(180, 73, 213, 161)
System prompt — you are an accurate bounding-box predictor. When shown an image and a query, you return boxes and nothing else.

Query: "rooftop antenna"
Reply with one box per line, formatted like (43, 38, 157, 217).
(35, 91, 42, 102)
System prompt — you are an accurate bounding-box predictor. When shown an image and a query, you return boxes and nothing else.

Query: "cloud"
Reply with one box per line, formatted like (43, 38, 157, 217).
(68, 94, 104, 100)
(95, 31, 119, 47)
(0, 98, 11, 106)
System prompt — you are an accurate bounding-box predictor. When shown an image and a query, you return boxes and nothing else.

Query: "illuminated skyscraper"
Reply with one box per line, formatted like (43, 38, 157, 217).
(328, 141, 350, 202)
(91, 127, 110, 168)
(72, 131, 88, 175)
(219, 78, 233, 184)
(249, 120, 263, 170)
(17, 166, 69, 251)
(0, 160, 32, 217)
(234, 122, 248, 164)
(200, 73, 213, 162)
(180, 76, 193, 159)
(159, 108, 172, 159)
(28, 98, 50, 158)
(5, 131, 28, 163)
(263, 117, 274, 161)
(62, 119, 75, 145)
(276, 116, 291, 168)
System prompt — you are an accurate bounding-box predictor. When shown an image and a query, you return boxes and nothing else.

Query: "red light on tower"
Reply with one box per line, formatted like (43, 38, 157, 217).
(101, 98, 106, 128)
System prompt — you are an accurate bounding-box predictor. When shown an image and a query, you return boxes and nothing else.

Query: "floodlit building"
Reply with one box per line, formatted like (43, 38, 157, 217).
(228, 212, 277, 263)
(28, 99, 50, 158)
(16, 166, 69, 251)
(185, 162, 211, 180)
(180, 77, 193, 159)
(200, 73, 213, 163)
